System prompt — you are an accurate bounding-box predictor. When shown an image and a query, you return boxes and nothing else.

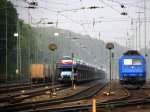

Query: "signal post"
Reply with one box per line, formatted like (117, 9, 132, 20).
(105, 43, 115, 95)
(49, 43, 57, 96)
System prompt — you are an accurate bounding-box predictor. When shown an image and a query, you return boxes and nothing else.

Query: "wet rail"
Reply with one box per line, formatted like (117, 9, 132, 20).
(0, 80, 108, 111)
(27, 84, 150, 112)
(0, 84, 63, 105)
(0, 83, 54, 94)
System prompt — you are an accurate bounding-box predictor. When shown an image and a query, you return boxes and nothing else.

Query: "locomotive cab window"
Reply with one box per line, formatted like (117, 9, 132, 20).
(123, 59, 132, 65)
(123, 58, 142, 65)
(61, 71, 72, 76)
(132, 59, 142, 65)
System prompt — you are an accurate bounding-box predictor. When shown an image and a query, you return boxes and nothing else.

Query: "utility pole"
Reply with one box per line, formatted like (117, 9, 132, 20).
(28, 8, 32, 89)
(127, 38, 131, 50)
(130, 35, 134, 50)
(14, 25, 20, 84)
(16, 20, 19, 83)
(61, 36, 64, 58)
(5, 0, 8, 86)
(71, 53, 74, 90)
(131, 19, 134, 50)
(15, 19, 21, 84)
(144, 0, 147, 57)
(19, 22, 22, 83)
(25, 1, 38, 89)
(136, 12, 143, 51)
(68, 33, 71, 55)
(39, 18, 48, 38)
(125, 40, 127, 49)
(138, 12, 141, 51)
(111, 53, 114, 83)
(135, 20, 138, 50)
(35, 22, 40, 64)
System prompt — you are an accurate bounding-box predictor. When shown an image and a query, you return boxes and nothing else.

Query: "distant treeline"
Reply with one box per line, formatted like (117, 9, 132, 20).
(0, 0, 39, 83)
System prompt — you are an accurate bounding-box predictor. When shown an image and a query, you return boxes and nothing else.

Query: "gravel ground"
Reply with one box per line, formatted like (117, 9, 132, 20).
(94, 80, 128, 103)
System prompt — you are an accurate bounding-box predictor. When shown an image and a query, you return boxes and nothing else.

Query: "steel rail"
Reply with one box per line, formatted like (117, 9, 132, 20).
(0, 80, 108, 111)
(0, 84, 63, 105)
(0, 83, 54, 94)
(24, 84, 150, 112)
(0, 83, 29, 89)
(29, 98, 150, 112)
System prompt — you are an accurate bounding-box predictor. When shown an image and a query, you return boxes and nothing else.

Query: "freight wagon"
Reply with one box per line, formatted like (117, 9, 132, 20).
(57, 56, 106, 85)
(30, 64, 51, 83)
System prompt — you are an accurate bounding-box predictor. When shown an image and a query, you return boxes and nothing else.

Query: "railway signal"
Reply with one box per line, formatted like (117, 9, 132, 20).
(106, 43, 115, 95)
(49, 43, 57, 96)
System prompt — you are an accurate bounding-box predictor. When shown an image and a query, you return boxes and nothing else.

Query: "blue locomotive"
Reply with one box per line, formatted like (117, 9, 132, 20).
(119, 50, 146, 88)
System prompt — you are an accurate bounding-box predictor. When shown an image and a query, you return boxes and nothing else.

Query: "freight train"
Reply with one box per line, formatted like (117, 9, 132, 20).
(119, 50, 146, 89)
(56, 56, 106, 85)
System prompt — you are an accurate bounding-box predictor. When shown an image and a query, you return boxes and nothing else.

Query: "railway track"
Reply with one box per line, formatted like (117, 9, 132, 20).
(0, 83, 29, 89)
(2, 81, 150, 112)
(33, 87, 150, 112)
(37, 99, 150, 112)
(0, 83, 62, 103)
(127, 89, 150, 100)
(0, 80, 108, 111)
(0, 84, 64, 105)
(103, 88, 150, 103)
(0, 83, 54, 94)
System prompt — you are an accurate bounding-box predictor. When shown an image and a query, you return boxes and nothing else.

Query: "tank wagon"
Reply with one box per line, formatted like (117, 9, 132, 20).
(57, 56, 106, 85)
(119, 50, 146, 89)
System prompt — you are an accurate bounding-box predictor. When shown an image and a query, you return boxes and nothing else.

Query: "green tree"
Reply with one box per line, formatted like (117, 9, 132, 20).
(0, 0, 18, 82)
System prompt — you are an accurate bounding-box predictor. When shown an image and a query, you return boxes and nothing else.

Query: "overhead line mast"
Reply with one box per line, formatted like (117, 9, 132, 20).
(144, 0, 147, 57)
(136, 12, 143, 52)
(6, 0, 8, 86)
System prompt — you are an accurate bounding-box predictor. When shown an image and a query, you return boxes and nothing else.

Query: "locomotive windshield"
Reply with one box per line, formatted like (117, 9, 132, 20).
(124, 59, 132, 65)
(123, 58, 142, 65)
(61, 71, 72, 76)
(133, 59, 142, 65)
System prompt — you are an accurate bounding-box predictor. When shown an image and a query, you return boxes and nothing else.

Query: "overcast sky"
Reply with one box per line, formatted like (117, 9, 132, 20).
(11, 0, 150, 49)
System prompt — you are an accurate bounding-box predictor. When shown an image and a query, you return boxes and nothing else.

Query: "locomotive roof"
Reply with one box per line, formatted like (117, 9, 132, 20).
(123, 50, 141, 56)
